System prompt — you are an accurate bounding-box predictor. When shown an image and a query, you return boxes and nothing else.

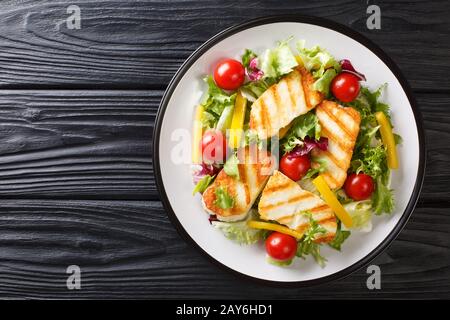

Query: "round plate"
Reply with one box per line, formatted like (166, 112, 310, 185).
(153, 15, 425, 286)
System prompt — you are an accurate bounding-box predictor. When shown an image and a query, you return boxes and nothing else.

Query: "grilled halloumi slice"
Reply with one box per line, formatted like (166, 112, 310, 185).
(258, 170, 337, 243)
(312, 101, 361, 189)
(249, 67, 324, 139)
(202, 147, 274, 222)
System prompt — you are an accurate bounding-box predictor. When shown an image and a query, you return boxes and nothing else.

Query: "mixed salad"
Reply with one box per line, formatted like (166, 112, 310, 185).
(191, 38, 401, 267)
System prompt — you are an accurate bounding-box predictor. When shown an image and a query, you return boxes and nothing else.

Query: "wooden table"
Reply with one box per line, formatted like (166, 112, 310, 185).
(0, 0, 448, 299)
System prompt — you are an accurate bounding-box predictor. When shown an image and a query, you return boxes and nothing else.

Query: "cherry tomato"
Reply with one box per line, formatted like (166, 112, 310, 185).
(213, 59, 245, 90)
(331, 72, 360, 102)
(279, 153, 311, 181)
(344, 173, 375, 200)
(265, 232, 298, 261)
(200, 129, 227, 163)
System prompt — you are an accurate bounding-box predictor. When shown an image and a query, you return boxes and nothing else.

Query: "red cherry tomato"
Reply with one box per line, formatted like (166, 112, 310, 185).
(265, 232, 298, 261)
(213, 59, 245, 90)
(344, 173, 375, 200)
(200, 129, 227, 163)
(279, 153, 311, 181)
(331, 73, 360, 102)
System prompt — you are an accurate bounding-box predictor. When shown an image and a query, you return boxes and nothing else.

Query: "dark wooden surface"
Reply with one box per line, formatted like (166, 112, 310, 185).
(0, 0, 448, 299)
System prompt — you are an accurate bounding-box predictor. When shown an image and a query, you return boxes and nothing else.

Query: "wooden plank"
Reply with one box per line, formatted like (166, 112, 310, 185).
(0, 200, 447, 298)
(0, 90, 446, 201)
(0, 0, 448, 90)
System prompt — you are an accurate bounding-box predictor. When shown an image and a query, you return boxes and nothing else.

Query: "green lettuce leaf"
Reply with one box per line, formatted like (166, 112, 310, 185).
(296, 212, 327, 267)
(296, 41, 341, 96)
(201, 76, 236, 128)
(266, 256, 293, 267)
(211, 210, 267, 245)
(281, 112, 321, 153)
(303, 157, 328, 179)
(224, 153, 240, 179)
(192, 175, 215, 195)
(241, 49, 257, 68)
(372, 174, 395, 215)
(328, 222, 351, 251)
(214, 186, 235, 209)
(343, 200, 373, 231)
(260, 38, 298, 80)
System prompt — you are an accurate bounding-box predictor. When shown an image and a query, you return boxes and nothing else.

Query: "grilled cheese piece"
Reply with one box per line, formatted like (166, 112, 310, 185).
(249, 67, 324, 139)
(312, 101, 361, 189)
(202, 147, 274, 222)
(258, 170, 337, 243)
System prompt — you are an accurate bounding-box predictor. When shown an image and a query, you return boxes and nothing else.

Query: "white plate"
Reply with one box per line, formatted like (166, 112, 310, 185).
(153, 16, 425, 285)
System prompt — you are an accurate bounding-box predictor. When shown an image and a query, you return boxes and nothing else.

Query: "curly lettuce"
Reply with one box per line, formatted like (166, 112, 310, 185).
(211, 210, 267, 245)
(259, 38, 298, 80)
(296, 40, 341, 96)
(200, 76, 236, 128)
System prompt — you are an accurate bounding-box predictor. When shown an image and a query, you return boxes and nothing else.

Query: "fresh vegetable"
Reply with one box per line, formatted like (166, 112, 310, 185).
(223, 153, 240, 179)
(280, 153, 311, 181)
(214, 186, 234, 209)
(376, 111, 399, 169)
(348, 86, 398, 215)
(313, 175, 353, 228)
(212, 210, 266, 245)
(340, 59, 366, 81)
(303, 157, 328, 179)
(296, 41, 341, 96)
(372, 173, 394, 215)
(281, 112, 321, 153)
(192, 162, 221, 184)
(289, 137, 328, 157)
(228, 92, 247, 148)
(328, 222, 351, 250)
(201, 129, 227, 163)
(192, 104, 204, 163)
(344, 173, 375, 201)
(265, 232, 298, 262)
(343, 201, 373, 231)
(259, 38, 298, 80)
(192, 175, 215, 195)
(216, 104, 234, 132)
(331, 72, 360, 102)
(247, 220, 304, 239)
(213, 59, 245, 90)
(296, 213, 327, 267)
(242, 49, 264, 81)
(201, 76, 236, 128)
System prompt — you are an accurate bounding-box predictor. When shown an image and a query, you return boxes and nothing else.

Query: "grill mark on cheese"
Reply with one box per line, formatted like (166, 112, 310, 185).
(320, 105, 354, 142)
(321, 150, 347, 170)
(259, 98, 269, 136)
(285, 76, 297, 115)
(261, 182, 291, 193)
(300, 72, 311, 109)
(258, 193, 312, 211)
(321, 127, 351, 152)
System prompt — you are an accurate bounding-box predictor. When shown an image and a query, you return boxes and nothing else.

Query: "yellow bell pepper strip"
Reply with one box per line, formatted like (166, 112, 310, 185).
(279, 122, 293, 139)
(191, 104, 204, 164)
(313, 175, 353, 228)
(228, 92, 247, 149)
(375, 111, 399, 169)
(295, 55, 304, 66)
(247, 220, 304, 239)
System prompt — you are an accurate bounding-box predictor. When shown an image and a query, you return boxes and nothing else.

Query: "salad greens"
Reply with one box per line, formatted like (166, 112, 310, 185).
(281, 112, 321, 153)
(223, 153, 240, 179)
(192, 175, 215, 195)
(328, 222, 351, 251)
(295, 213, 327, 267)
(211, 210, 268, 245)
(296, 40, 341, 96)
(201, 76, 236, 128)
(348, 85, 397, 215)
(259, 38, 299, 80)
(214, 186, 235, 209)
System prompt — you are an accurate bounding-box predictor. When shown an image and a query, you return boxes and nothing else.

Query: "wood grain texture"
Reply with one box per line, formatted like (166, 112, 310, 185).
(0, 90, 446, 202)
(0, 200, 447, 299)
(0, 0, 448, 90)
